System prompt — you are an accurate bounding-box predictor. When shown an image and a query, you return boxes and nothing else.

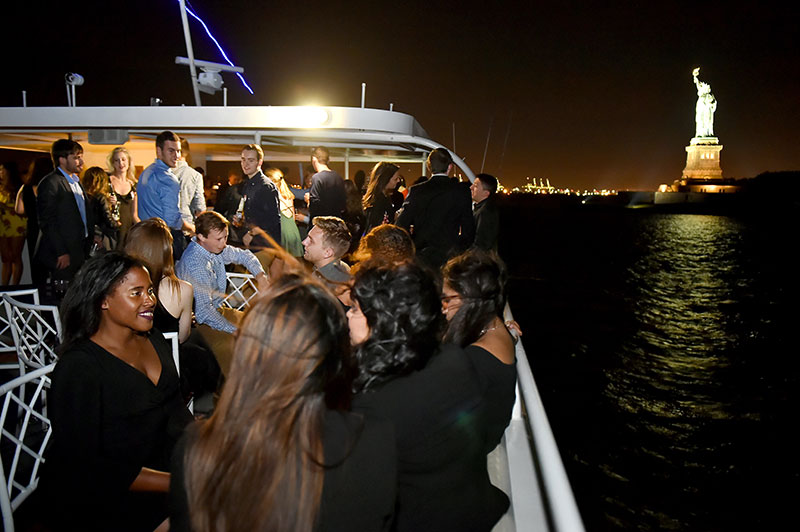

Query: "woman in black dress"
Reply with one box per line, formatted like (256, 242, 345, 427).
(442, 250, 517, 453)
(124, 218, 220, 403)
(349, 263, 509, 532)
(362, 162, 400, 235)
(42, 252, 192, 531)
(107, 146, 139, 247)
(170, 274, 396, 532)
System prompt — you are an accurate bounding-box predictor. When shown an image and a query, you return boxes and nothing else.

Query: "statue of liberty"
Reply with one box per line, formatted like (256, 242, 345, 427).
(692, 67, 717, 137)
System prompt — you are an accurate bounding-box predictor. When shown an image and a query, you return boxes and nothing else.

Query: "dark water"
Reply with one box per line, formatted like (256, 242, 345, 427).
(500, 199, 800, 531)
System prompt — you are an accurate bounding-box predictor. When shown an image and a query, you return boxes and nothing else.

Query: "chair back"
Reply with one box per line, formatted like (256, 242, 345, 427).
(161, 331, 180, 377)
(0, 363, 55, 532)
(2, 295, 62, 373)
(221, 272, 259, 311)
(0, 290, 40, 355)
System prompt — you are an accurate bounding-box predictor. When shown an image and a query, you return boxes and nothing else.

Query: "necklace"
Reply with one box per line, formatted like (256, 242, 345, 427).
(480, 323, 501, 336)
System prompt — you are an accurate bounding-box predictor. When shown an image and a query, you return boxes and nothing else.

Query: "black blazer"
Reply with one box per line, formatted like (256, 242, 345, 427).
(35, 169, 94, 276)
(472, 196, 500, 252)
(395, 175, 475, 269)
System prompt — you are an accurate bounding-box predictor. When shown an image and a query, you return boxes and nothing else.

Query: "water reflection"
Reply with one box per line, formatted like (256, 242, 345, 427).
(504, 208, 800, 531)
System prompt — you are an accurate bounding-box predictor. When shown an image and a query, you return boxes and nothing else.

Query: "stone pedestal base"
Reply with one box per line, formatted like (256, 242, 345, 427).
(682, 138, 723, 180)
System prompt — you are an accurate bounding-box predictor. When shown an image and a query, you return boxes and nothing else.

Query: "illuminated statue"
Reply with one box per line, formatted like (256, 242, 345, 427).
(692, 67, 717, 137)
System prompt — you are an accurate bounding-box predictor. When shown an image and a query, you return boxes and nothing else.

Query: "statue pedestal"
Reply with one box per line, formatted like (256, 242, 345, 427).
(682, 137, 723, 180)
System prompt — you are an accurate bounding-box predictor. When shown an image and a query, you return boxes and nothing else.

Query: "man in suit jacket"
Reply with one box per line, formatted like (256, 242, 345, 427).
(396, 148, 475, 269)
(35, 139, 95, 282)
(470, 173, 500, 252)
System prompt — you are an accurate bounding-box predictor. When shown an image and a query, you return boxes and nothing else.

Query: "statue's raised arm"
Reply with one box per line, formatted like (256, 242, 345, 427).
(692, 67, 717, 138)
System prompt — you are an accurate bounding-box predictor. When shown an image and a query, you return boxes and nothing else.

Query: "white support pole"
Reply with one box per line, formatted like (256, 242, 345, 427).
(223, 87, 228, 107)
(179, 0, 202, 107)
(344, 148, 350, 180)
(22, 91, 27, 107)
(361, 83, 366, 108)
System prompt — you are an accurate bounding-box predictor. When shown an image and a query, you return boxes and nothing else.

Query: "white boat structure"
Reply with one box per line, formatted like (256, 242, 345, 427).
(0, 103, 584, 531)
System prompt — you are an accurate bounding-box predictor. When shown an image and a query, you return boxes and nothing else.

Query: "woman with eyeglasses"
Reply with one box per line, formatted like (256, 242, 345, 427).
(442, 250, 517, 453)
(348, 262, 509, 531)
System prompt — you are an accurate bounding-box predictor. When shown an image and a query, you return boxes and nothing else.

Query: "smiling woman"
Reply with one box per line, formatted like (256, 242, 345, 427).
(39, 251, 192, 532)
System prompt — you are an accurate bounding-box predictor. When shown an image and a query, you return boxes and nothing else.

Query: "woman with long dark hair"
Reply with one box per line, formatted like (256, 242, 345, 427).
(361, 162, 400, 235)
(42, 252, 192, 531)
(442, 250, 517, 452)
(170, 275, 395, 532)
(0, 161, 26, 284)
(349, 263, 509, 531)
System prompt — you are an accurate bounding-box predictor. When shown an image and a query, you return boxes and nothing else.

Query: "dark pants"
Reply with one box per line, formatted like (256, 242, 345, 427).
(171, 229, 188, 261)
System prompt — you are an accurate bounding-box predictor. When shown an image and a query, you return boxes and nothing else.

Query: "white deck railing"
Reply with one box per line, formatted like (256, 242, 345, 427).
(497, 304, 585, 532)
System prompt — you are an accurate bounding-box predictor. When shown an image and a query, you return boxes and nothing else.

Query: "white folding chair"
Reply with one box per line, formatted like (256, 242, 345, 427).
(2, 295, 62, 374)
(221, 272, 259, 311)
(0, 290, 40, 376)
(161, 331, 180, 377)
(161, 331, 192, 414)
(0, 363, 55, 532)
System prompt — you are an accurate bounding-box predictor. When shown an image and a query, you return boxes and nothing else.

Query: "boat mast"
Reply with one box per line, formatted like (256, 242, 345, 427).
(179, 0, 202, 106)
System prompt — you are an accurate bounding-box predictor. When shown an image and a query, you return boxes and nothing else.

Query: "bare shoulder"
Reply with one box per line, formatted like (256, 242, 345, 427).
(178, 278, 193, 298)
(158, 277, 193, 304)
(473, 326, 516, 365)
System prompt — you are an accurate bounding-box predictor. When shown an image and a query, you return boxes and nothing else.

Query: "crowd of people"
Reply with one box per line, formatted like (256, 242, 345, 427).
(11, 135, 514, 531)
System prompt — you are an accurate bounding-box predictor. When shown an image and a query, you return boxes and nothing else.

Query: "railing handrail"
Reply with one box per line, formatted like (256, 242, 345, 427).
(505, 304, 585, 532)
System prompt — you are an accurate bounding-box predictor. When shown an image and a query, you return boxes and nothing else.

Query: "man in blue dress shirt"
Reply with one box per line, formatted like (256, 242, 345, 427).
(176, 211, 267, 375)
(138, 131, 196, 259)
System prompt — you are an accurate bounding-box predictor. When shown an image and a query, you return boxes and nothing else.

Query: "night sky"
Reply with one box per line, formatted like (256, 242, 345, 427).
(3, 1, 798, 190)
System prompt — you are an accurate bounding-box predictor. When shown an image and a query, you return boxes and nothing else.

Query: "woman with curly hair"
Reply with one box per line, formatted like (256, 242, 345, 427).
(361, 162, 400, 235)
(442, 250, 517, 452)
(349, 224, 414, 274)
(349, 262, 509, 531)
(170, 275, 396, 532)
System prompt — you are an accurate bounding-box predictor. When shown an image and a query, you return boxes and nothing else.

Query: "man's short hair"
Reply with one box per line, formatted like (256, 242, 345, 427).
(243, 144, 264, 161)
(156, 130, 180, 149)
(312, 216, 351, 259)
(426, 148, 453, 174)
(51, 139, 82, 166)
(311, 146, 330, 165)
(475, 173, 498, 195)
(195, 210, 229, 238)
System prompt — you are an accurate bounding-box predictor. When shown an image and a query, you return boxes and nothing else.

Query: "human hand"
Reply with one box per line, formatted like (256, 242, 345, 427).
(56, 254, 70, 269)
